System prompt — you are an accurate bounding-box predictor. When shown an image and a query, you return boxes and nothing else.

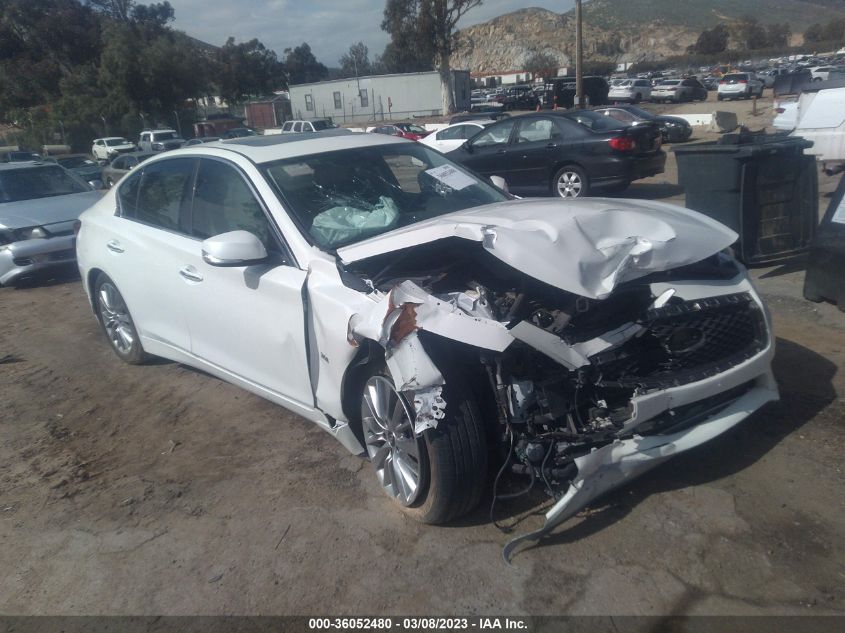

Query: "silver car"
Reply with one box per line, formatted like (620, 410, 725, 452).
(0, 162, 101, 286)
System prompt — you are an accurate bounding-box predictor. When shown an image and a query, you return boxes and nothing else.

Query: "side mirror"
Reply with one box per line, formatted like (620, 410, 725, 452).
(202, 230, 268, 267)
(490, 175, 509, 193)
(463, 140, 474, 153)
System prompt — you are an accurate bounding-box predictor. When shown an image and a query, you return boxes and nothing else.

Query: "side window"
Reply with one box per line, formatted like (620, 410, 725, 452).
(282, 122, 293, 132)
(191, 159, 274, 250)
(117, 171, 143, 218)
(293, 122, 303, 132)
(359, 89, 369, 108)
(471, 119, 516, 148)
(96, 140, 104, 147)
(135, 158, 194, 232)
(304, 122, 314, 132)
(605, 109, 637, 123)
(515, 118, 554, 143)
(304, 94, 314, 111)
(437, 125, 465, 140)
(333, 91, 342, 109)
(112, 157, 125, 169)
(126, 157, 137, 168)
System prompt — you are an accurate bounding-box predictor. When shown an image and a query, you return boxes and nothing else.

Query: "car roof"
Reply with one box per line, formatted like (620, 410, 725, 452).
(166, 129, 408, 164)
(0, 161, 57, 171)
(97, 136, 128, 141)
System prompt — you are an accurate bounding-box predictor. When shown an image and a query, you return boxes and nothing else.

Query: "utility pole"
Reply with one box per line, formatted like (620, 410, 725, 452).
(575, 0, 584, 108)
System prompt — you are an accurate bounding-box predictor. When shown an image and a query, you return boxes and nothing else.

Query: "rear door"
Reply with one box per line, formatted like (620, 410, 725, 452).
(102, 158, 196, 352)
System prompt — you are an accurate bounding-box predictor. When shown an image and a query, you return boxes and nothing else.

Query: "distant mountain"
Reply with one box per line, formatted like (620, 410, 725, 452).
(452, 1, 845, 73)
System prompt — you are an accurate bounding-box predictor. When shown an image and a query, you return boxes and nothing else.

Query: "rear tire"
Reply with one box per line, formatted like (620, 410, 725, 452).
(358, 364, 487, 524)
(553, 165, 590, 199)
(94, 273, 148, 364)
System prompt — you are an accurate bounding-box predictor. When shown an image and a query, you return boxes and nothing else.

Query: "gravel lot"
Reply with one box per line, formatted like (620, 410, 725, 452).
(1, 95, 844, 616)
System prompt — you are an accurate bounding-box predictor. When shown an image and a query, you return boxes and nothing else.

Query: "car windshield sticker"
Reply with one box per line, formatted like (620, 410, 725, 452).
(832, 195, 845, 225)
(425, 165, 476, 191)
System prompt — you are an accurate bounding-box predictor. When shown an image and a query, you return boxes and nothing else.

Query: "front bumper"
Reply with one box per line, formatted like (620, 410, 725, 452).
(503, 286, 778, 561)
(0, 235, 77, 286)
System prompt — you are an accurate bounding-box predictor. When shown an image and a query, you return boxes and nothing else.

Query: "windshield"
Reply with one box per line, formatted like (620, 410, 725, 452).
(562, 110, 627, 131)
(0, 165, 90, 203)
(105, 138, 130, 146)
(723, 74, 747, 81)
(153, 132, 178, 141)
(399, 124, 427, 134)
(58, 156, 97, 169)
(624, 105, 654, 119)
(261, 143, 508, 249)
(659, 80, 681, 86)
(615, 80, 633, 87)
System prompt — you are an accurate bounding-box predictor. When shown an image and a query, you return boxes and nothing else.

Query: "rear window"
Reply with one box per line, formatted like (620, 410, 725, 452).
(723, 74, 748, 81)
(561, 110, 627, 131)
(105, 138, 130, 146)
(659, 80, 681, 86)
(0, 165, 89, 203)
(152, 132, 178, 141)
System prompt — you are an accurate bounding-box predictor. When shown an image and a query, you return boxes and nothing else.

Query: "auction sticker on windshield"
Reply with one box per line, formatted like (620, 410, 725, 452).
(425, 165, 476, 190)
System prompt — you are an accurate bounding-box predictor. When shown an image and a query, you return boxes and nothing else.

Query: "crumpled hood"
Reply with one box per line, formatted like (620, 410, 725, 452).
(0, 190, 102, 229)
(337, 198, 738, 299)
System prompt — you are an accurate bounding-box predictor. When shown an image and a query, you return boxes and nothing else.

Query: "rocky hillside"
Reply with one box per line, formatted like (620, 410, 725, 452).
(452, 1, 845, 73)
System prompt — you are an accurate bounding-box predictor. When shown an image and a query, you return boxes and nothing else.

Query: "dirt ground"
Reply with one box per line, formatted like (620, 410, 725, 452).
(1, 94, 844, 616)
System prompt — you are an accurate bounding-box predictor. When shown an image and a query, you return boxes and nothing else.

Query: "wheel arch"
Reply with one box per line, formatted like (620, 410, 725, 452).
(86, 267, 107, 314)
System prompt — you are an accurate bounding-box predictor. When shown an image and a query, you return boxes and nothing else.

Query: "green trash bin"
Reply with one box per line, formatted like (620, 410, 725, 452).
(673, 134, 817, 265)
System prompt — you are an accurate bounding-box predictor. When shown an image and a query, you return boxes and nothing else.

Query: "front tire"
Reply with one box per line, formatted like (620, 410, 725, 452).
(94, 273, 148, 364)
(359, 367, 487, 524)
(553, 165, 589, 199)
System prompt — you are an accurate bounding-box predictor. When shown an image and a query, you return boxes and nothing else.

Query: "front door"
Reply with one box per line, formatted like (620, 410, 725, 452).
(507, 117, 559, 193)
(459, 117, 517, 182)
(178, 157, 314, 409)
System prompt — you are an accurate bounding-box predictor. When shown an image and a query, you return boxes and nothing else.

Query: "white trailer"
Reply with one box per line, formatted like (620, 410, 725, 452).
(288, 71, 471, 124)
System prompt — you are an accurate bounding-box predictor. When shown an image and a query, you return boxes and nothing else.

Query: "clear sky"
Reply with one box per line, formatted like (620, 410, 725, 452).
(167, 0, 575, 67)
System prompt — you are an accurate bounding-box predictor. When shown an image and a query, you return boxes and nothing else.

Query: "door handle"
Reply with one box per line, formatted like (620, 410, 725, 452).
(496, 149, 507, 155)
(179, 266, 203, 283)
(546, 143, 559, 149)
(106, 240, 124, 254)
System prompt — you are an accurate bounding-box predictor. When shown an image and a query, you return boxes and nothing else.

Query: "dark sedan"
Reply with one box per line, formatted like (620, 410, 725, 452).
(592, 105, 693, 143)
(447, 110, 665, 198)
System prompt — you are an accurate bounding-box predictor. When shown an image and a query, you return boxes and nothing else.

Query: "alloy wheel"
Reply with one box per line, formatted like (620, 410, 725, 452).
(556, 171, 583, 198)
(97, 282, 135, 355)
(361, 375, 424, 506)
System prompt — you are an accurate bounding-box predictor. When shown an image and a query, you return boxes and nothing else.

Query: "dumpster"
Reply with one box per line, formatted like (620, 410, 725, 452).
(674, 133, 817, 265)
(803, 172, 845, 311)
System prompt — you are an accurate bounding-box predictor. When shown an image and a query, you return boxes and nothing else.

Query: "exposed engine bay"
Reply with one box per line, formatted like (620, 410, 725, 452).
(345, 237, 773, 555)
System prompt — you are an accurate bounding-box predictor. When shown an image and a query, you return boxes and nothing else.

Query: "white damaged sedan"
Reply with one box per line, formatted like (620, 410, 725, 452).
(76, 131, 777, 556)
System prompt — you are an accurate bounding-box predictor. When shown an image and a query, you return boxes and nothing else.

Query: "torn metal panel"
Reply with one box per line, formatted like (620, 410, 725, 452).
(503, 375, 779, 563)
(509, 321, 590, 370)
(351, 280, 513, 353)
(413, 385, 446, 434)
(385, 332, 444, 391)
(338, 198, 738, 299)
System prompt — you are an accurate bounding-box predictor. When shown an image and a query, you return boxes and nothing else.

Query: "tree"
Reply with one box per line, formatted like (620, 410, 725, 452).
(283, 43, 328, 85)
(765, 23, 790, 49)
(381, 0, 481, 115)
(339, 42, 371, 78)
(737, 15, 769, 50)
(690, 23, 729, 55)
(804, 23, 824, 43)
(217, 37, 285, 104)
(524, 52, 558, 80)
(380, 0, 436, 73)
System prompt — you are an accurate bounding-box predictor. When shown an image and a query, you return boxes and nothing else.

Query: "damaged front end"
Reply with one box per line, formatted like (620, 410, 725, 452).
(342, 206, 778, 560)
